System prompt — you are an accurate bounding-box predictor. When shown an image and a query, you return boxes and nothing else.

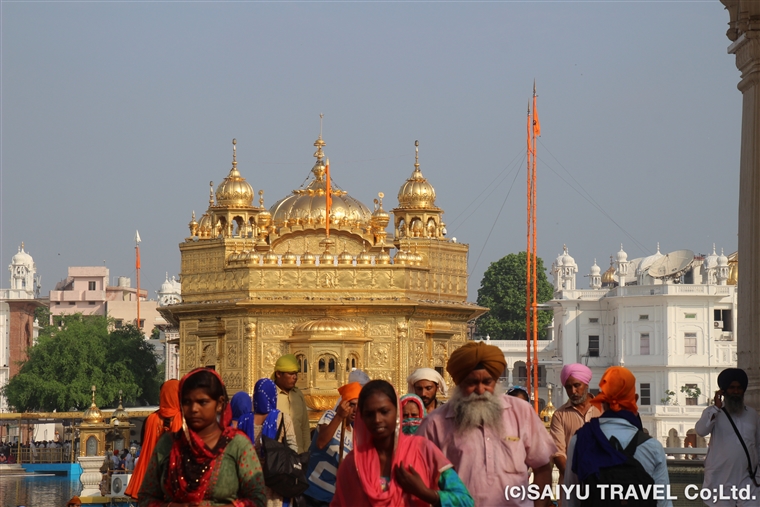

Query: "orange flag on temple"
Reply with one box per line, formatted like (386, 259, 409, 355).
(533, 83, 541, 138)
(325, 158, 332, 237)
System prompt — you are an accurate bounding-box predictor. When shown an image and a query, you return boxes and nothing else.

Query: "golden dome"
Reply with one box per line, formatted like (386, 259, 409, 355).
(394, 249, 409, 265)
(320, 248, 334, 265)
(338, 243, 354, 265)
(357, 244, 372, 265)
(82, 386, 104, 424)
(397, 141, 438, 210)
(301, 248, 316, 265)
(263, 251, 279, 265)
(291, 317, 364, 340)
(371, 193, 390, 229)
(215, 139, 254, 208)
(376, 247, 391, 265)
(540, 387, 556, 428)
(282, 244, 297, 265)
(269, 137, 372, 229)
(112, 391, 129, 422)
(601, 261, 616, 286)
(198, 213, 213, 237)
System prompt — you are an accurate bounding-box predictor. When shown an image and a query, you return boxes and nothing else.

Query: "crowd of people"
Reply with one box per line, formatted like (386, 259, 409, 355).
(63, 340, 751, 507)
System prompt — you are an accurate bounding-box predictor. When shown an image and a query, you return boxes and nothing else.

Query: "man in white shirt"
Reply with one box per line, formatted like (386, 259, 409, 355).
(696, 368, 760, 507)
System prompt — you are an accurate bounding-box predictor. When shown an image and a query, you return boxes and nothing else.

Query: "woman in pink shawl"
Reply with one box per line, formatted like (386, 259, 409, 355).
(331, 380, 473, 507)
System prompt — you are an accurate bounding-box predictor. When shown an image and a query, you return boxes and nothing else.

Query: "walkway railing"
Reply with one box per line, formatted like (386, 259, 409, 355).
(9, 447, 73, 464)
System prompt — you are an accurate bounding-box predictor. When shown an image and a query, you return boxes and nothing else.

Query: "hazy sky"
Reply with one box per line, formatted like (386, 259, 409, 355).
(1, 1, 740, 302)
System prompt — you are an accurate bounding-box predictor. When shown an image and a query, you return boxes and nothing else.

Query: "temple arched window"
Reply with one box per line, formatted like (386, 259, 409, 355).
(297, 354, 308, 373)
(318, 358, 325, 372)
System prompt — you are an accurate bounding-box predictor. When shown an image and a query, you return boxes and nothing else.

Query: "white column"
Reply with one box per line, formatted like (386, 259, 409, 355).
(723, 5, 760, 407)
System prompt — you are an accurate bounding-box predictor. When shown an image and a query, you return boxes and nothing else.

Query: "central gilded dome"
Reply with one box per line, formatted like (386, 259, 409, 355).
(216, 139, 254, 208)
(269, 136, 372, 228)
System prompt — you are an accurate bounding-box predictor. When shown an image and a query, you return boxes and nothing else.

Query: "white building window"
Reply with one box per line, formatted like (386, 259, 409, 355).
(639, 315, 649, 321)
(589, 318, 599, 324)
(88, 281, 96, 290)
(588, 336, 600, 357)
(640, 333, 650, 355)
(685, 383, 698, 406)
(640, 383, 651, 406)
(684, 333, 697, 355)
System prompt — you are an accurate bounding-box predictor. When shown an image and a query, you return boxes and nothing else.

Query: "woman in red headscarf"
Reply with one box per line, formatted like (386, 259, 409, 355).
(331, 380, 473, 507)
(138, 368, 266, 507)
(126, 379, 183, 499)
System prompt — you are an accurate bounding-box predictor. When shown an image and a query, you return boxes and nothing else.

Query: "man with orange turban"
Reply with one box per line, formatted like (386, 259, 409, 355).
(564, 366, 672, 507)
(418, 342, 556, 507)
(303, 381, 361, 507)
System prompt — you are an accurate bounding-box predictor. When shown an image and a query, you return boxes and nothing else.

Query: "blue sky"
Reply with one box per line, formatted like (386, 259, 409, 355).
(1, 1, 740, 301)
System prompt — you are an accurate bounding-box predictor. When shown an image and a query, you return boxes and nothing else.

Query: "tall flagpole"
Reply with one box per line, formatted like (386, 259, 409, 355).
(532, 81, 540, 413)
(525, 103, 533, 404)
(135, 230, 142, 333)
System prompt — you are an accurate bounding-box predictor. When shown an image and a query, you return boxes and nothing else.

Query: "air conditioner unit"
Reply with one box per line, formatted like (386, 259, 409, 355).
(714, 321, 724, 329)
(110, 473, 131, 497)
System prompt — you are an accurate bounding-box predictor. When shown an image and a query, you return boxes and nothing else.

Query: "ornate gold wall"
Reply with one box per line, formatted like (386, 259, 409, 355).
(165, 136, 486, 404)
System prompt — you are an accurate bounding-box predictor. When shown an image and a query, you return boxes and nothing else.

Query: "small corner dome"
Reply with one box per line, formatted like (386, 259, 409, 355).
(718, 249, 729, 267)
(215, 139, 254, 207)
(560, 246, 576, 268)
(704, 244, 719, 269)
(590, 261, 601, 276)
(12, 244, 33, 267)
(615, 245, 628, 263)
(639, 245, 664, 274)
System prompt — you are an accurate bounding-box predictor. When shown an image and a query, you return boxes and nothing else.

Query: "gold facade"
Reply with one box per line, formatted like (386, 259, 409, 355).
(167, 135, 486, 405)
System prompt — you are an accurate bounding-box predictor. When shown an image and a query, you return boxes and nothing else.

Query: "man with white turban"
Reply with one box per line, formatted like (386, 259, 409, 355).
(418, 342, 556, 506)
(550, 363, 601, 489)
(407, 367, 448, 414)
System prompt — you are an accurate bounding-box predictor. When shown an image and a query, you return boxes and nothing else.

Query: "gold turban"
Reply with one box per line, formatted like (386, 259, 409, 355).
(446, 342, 506, 386)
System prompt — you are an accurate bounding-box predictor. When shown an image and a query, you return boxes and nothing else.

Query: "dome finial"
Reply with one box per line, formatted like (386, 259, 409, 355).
(314, 114, 326, 161)
(209, 181, 215, 206)
(414, 140, 420, 170)
(20, 242, 24, 251)
(91, 385, 96, 405)
(656, 242, 660, 253)
(259, 189, 264, 208)
(232, 138, 237, 168)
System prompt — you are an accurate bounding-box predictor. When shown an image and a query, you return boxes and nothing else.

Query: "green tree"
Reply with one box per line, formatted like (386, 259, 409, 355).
(476, 252, 554, 340)
(2, 314, 160, 411)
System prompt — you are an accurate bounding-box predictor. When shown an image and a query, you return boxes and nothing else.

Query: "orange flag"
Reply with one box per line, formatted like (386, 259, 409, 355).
(533, 88, 541, 138)
(325, 158, 332, 237)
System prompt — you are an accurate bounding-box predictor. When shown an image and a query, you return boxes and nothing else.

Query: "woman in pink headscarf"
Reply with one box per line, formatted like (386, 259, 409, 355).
(332, 380, 473, 507)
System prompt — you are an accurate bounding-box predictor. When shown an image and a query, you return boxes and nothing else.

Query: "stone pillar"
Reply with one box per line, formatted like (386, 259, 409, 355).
(78, 455, 104, 496)
(721, 0, 760, 408)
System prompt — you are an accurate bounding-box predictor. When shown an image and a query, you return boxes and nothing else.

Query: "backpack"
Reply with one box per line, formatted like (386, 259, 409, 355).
(258, 416, 309, 499)
(582, 429, 656, 507)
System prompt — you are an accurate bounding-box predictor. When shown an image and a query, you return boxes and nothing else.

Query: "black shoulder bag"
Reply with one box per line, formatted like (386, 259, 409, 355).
(721, 407, 760, 487)
(258, 416, 309, 498)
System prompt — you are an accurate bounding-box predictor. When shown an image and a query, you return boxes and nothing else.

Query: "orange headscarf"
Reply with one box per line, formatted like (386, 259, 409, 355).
(590, 366, 638, 414)
(125, 379, 182, 499)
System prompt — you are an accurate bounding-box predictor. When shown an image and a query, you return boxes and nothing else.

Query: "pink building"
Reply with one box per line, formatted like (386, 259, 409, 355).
(49, 267, 160, 336)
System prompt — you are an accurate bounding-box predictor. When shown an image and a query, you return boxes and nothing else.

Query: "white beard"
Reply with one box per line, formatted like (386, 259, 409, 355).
(449, 385, 505, 435)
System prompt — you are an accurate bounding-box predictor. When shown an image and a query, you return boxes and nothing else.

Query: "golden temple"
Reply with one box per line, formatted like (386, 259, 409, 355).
(166, 133, 486, 407)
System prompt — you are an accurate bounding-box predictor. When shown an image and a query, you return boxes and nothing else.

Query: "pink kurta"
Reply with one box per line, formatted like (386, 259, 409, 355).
(417, 395, 556, 507)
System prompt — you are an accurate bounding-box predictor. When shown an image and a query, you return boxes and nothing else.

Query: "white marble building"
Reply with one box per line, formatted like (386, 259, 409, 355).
(155, 275, 182, 381)
(550, 244, 737, 448)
